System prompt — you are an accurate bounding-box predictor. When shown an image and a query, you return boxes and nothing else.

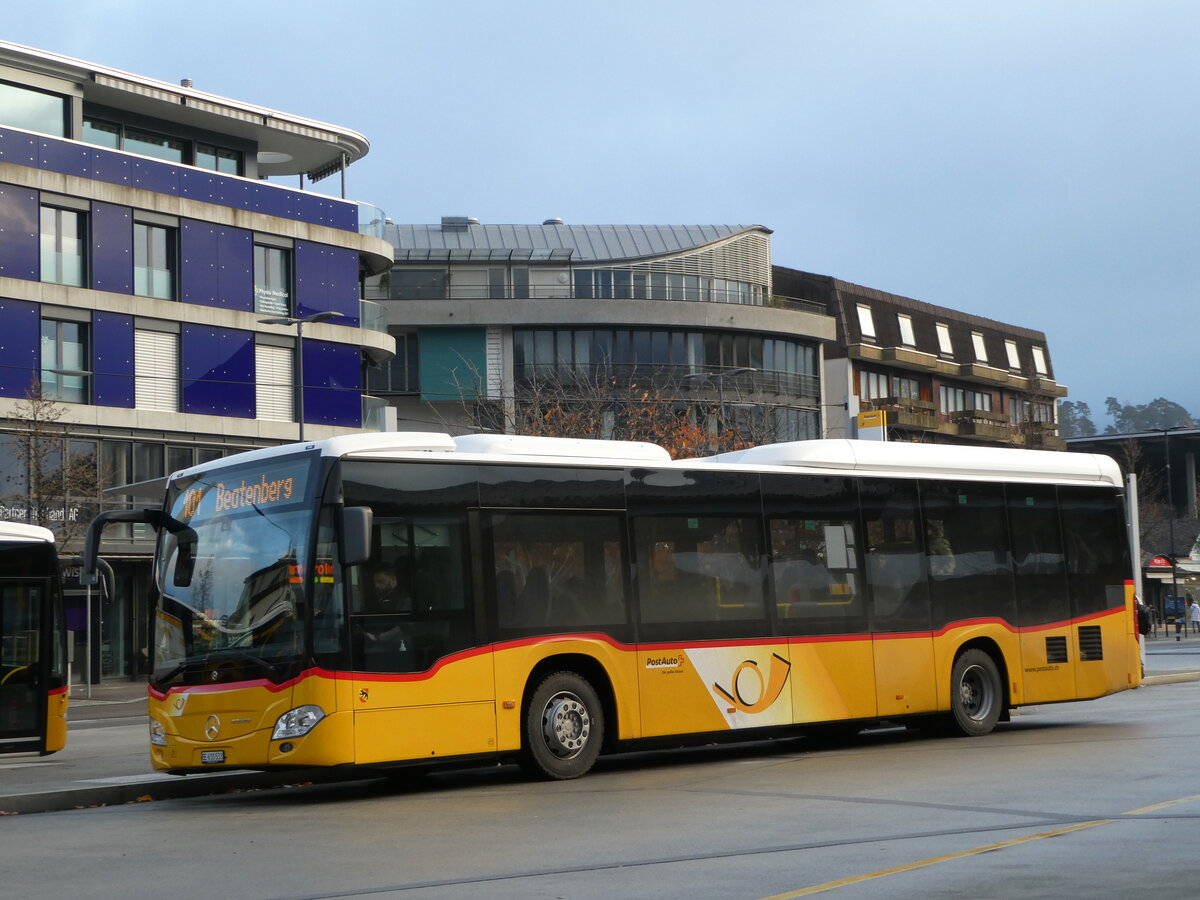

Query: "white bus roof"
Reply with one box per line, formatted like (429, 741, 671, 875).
(696, 439, 1123, 486)
(0, 522, 55, 544)
(166, 434, 1121, 489)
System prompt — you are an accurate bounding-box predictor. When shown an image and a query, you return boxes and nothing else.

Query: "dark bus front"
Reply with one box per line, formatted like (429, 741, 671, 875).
(0, 533, 67, 755)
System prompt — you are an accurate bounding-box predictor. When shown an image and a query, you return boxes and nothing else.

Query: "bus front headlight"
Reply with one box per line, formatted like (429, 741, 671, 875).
(271, 705, 325, 740)
(149, 718, 167, 746)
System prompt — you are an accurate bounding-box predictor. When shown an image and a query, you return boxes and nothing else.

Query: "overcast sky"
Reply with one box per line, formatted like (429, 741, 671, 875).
(9, 1, 1198, 425)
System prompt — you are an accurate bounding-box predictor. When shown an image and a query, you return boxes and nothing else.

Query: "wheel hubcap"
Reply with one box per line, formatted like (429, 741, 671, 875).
(959, 664, 992, 721)
(542, 691, 591, 759)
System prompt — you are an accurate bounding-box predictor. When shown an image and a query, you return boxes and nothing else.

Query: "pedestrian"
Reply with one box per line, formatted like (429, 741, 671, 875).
(1190, 598, 1200, 634)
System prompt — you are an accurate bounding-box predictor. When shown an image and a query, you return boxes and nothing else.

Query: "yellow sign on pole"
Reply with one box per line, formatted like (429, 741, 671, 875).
(857, 409, 888, 441)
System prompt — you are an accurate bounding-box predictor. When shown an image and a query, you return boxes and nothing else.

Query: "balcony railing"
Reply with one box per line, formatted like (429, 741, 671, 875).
(513, 363, 819, 405)
(359, 299, 388, 334)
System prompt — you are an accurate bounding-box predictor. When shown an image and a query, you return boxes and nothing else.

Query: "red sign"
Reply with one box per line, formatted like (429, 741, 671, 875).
(1150, 556, 1174, 568)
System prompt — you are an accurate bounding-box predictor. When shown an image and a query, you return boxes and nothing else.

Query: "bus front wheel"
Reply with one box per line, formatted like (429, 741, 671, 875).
(948, 649, 1002, 737)
(521, 671, 604, 780)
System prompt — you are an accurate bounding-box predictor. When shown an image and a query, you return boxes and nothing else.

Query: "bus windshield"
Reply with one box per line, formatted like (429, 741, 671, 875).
(155, 453, 319, 688)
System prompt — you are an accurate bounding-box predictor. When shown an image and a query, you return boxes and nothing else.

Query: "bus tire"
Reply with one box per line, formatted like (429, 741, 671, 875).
(520, 671, 604, 780)
(948, 649, 1002, 737)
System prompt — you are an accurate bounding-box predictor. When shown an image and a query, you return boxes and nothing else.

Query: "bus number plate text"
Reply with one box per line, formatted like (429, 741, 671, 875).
(201, 750, 225, 765)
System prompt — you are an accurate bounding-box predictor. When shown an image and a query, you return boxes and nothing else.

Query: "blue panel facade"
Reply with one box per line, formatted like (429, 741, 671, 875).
(295, 241, 360, 325)
(180, 221, 253, 310)
(181, 325, 255, 418)
(92, 313, 135, 408)
(131, 158, 180, 195)
(90, 148, 131, 188)
(0, 127, 38, 168)
(301, 340, 362, 428)
(91, 202, 133, 295)
(0, 298, 39, 398)
(39, 138, 92, 177)
(17, 132, 359, 232)
(0, 184, 38, 280)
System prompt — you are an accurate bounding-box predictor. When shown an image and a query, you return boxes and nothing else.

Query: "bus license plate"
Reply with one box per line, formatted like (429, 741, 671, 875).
(201, 750, 225, 765)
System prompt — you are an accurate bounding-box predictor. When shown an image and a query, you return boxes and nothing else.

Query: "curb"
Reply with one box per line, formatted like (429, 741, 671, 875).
(1142, 671, 1200, 686)
(0, 768, 339, 816)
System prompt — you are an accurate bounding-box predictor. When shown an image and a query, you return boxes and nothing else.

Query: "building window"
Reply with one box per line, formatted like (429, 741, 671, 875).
(385, 268, 449, 300)
(82, 117, 121, 148)
(857, 305, 876, 341)
(487, 267, 507, 299)
(134, 222, 177, 300)
(367, 333, 419, 394)
(935, 323, 953, 356)
(1031, 346, 1048, 376)
(40, 205, 86, 287)
(1004, 340, 1020, 370)
(971, 332, 988, 364)
(123, 126, 186, 164)
(0, 81, 67, 137)
(196, 143, 241, 175)
(40, 319, 89, 404)
(256, 344, 294, 422)
(254, 244, 291, 316)
(860, 370, 921, 402)
(512, 267, 530, 298)
(134, 329, 179, 412)
(897, 314, 916, 347)
(940, 385, 992, 414)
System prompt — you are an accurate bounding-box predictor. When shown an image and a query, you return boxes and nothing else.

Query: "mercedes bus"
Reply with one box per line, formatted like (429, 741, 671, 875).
(83, 433, 1139, 779)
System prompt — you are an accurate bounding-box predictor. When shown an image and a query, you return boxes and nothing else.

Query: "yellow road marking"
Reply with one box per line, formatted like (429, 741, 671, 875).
(761, 793, 1200, 899)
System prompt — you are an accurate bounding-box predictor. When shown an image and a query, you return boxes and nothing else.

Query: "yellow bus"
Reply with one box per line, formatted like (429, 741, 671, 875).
(84, 433, 1138, 780)
(0, 522, 68, 755)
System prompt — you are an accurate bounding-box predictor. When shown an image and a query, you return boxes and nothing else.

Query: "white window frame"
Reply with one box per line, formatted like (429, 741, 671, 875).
(1031, 346, 1048, 376)
(897, 314, 916, 347)
(134, 329, 179, 412)
(971, 332, 988, 363)
(857, 304, 876, 341)
(1004, 340, 1021, 370)
(256, 343, 294, 422)
(935, 323, 953, 356)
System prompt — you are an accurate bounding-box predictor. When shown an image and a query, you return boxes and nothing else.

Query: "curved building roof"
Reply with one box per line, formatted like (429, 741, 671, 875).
(385, 221, 773, 263)
(0, 40, 369, 181)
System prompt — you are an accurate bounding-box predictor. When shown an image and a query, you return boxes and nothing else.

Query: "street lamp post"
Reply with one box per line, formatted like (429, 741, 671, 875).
(257, 310, 344, 442)
(1162, 427, 1185, 640)
(681, 367, 756, 449)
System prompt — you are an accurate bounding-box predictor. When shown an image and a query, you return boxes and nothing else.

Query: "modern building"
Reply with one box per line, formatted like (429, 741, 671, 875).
(0, 41, 394, 679)
(774, 267, 1067, 448)
(366, 218, 835, 443)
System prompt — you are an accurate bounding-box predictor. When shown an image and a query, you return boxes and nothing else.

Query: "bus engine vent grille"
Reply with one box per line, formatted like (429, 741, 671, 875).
(1077, 625, 1103, 661)
(1045, 635, 1068, 664)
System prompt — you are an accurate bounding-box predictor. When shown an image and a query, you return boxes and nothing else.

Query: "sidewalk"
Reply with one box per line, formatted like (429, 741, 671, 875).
(3, 640, 1199, 816)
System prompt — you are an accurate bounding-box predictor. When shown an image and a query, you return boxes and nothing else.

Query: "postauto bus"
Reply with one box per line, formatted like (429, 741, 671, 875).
(0, 522, 67, 755)
(83, 433, 1139, 780)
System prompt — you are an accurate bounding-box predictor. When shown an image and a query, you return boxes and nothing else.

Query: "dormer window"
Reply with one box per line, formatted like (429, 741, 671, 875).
(1032, 346, 1048, 376)
(971, 332, 988, 363)
(857, 304, 876, 341)
(897, 314, 916, 347)
(936, 323, 953, 356)
(1005, 340, 1020, 369)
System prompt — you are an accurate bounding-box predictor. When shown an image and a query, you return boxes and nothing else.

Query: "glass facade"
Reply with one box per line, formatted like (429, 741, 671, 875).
(573, 269, 764, 305)
(254, 245, 292, 316)
(0, 81, 66, 136)
(40, 319, 89, 404)
(134, 222, 176, 300)
(39, 206, 86, 287)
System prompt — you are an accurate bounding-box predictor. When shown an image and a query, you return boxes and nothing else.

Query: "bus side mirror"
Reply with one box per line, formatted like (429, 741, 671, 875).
(340, 506, 373, 567)
(173, 530, 197, 588)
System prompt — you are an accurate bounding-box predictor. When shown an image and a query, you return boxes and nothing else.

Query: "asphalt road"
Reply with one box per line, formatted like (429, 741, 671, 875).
(2, 673, 1198, 900)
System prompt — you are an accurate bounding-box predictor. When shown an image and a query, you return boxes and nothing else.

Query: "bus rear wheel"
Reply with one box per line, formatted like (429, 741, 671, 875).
(521, 671, 604, 780)
(948, 649, 1002, 737)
